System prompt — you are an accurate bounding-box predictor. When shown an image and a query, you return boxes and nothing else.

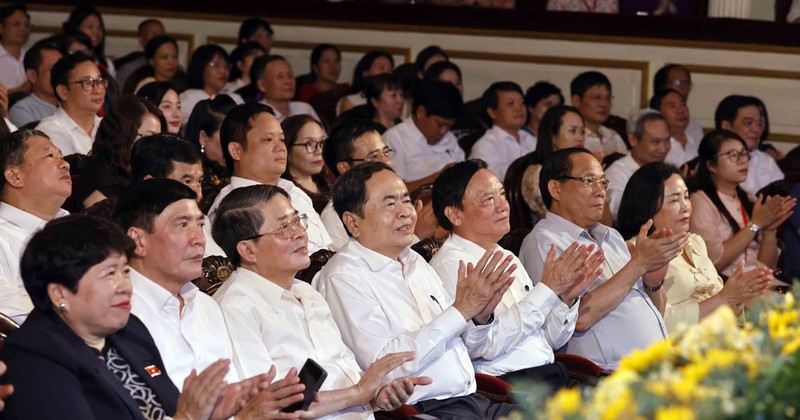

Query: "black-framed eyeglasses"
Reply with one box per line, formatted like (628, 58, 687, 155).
(241, 214, 309, 241)
(293, 138, 326, 153)
(69, 77, 108, 92)
(716, 150, 751, 164)
(343, 147, 395, 163)
(558, 175, 610, 191)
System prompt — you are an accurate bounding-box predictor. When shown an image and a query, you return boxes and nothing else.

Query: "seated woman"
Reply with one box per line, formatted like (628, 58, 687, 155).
(123, 35, 189, 95)
(523, 81, 564, 138)
(62, 6, 115, 77)
(296, 43, 349, 103)
(281, 115, 334, 214)
(688, 129, 796, 277)
(616, 162, 773, 333)
(0, 214, 290, 419)
(180, 45, 244, 126)
(364, 73, 404, 130)
(136, 81, 183, 135)
(184, 95, 237, 210)
(336, 50, 394, 115)
(74, 95, 165, 211)
(223, 42, 265, 95)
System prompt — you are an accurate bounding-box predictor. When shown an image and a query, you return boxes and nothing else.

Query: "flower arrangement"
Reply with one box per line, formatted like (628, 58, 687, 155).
(514, 287, 800, 419)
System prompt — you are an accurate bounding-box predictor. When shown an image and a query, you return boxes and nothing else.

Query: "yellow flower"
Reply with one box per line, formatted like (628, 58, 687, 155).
(618, 340, 672, 373)
(545, 388, 581, 418)
(785, 292, 795, 309)
(782, 336, 800, 355)
(655, 406, 695, 420)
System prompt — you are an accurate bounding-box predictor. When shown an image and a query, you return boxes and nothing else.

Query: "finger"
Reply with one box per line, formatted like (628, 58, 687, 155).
(637, 219, 654, 241)
(545, 244, 557, 266)
(481, 250, 507, 276)
(457, 260, 466, 282)
(409, 376, 433, 386)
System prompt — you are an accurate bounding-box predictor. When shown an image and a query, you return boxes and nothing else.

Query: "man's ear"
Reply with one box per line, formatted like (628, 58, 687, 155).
(256, 78, 268, 94)
(4, 167, 23, 188)
(443, 206, 462, 228)
(570, 94, 581, 107)
(342, 211, 360, 238)
(720, 120, 734, 131)
(127, 227, 148, 258)
(228, 141, 242, 163)
(55, 84, 69, 102)
(486, 106, 498, 123)
(547, 179, 562, 203)
(236, 240, 258, 264)
(627, 133, 639, 149)
(26, 69, 38, 85)
(336, 161, 351, 176)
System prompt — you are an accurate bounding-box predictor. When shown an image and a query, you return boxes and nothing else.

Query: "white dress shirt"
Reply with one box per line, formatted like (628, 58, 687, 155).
(130, 269, 239, 389)
(208, 176, 332, 254)
(741, 149, 784, 196)
(383, 118, 465, 183)
(428, 234, 578, 376)
(0, 44, 26, 90)
(605, 154, 641, 221)
(519, 212, 668, 370)
(685, 118, 704, 147)
(180, 89, 244, 125)
(213, 268, 372, 419)
(0, 204, 68, 324)
(316, 240, 494, 404)
(469, 125, 537, 182)
(584, 125, 628, 157)
(321, 199, 349, 250)
(36, 108, 101, 155)
(664, 134, 699, 168)
(262, 99, 322, 123)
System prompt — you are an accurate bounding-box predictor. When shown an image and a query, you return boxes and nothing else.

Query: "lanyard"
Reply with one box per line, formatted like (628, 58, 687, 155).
(581, 0, 598, 12)
(737, 197, 749, 228)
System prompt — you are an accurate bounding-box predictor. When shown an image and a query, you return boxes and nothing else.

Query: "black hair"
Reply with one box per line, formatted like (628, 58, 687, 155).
(309, 43, 341, 82)
(187, 44, 230, 90)
(714, 95, 762, 131)
(220, 103, 276, 173)
(524, 81, 564, 109)
(144, 35, 177, 61)
(137, 19, 163, 37)
(431, 159, 488, 231)
(570, 71, 612, 98)
(281, 114, 324, 174)
(649, 88, 684, 112)
(0, 3, 28, 27)
(185, 95, 238, 167)
(350, 51, 394, 93)
(616, 162, 681, 240)
(482, 81, 523, 111)
(0, 129, 50, 194)
(412, 79, 463, 119)
(539, 147, 593, 209)
(21, 214, 135, 314)
(212, 184, 289, 267)
(653, 64, 691, 92)
(422, 61, 462, 85)
(415, 46, 448, 75)
(62, 6, 107, 63)
(238, 18, 273, 44)
(364, 73, 401, 116)
(323, 119, 387, 177)
(136, 81, 175, 106)
(332, 161, 394, 235)
(50, 51, 94, 102)
(229, 41, 266, 81)
(531, 105, 584, 164)
(131, 134, 202, 181)
(113, 178, 197, 233)
(249, 54, 287, 89)
(22, 43, 61, 72)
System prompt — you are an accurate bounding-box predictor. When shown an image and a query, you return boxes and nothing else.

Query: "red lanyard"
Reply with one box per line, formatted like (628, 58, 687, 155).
(581, 0, 598, 12)
(738, 198, 749, 228)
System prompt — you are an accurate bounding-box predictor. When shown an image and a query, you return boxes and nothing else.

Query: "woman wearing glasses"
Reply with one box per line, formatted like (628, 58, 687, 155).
(180, 45, 244, 127)
(687, 130, 795, 277)
(281, 115, 334, 214)
(616, 162, 773, 334)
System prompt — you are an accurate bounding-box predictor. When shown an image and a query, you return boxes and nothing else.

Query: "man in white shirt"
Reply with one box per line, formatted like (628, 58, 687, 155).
(570, 71, 628, 159)
(0, 4, 30, 92)
(519, 148, 688, 369)
(470, 82, 537, 181)
(253, 55, 320, 122)
(715, 94, 784, 195)
(9, 44, 61, 128)
(317, 162, 519, 419)
(113, 179, 308, 417)
(606, 111, 671, 220)
(36, 52, 104, 156)
(653, 64, 704, 143)
(0, 129, 71, 324)
(649, 89, 699, 168)
(211, 184, 431, 418)
(208, 103, 332, 254)
(383, 80, 465, 191)
(429, 159, 603, 389)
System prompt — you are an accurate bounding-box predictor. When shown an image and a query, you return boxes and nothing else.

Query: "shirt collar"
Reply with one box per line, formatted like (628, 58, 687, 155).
(230, 267, 286, 310)
(488, 125, 528, 143)
(130, 268, 198, 312)
(544, 211, 610, 245)
(229, 176, 295, 194)
(343, 239, 410, 272)
(0, 203, 68, 233)
(447, 233, 498, 260)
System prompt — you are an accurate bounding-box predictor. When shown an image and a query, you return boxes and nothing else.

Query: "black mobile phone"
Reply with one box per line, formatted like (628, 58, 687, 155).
(280, 358, 328, 413)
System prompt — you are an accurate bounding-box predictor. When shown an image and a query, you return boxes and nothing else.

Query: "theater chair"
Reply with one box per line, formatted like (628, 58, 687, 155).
(555, 353, 612, 385)
(196, 255, 235, 296)
(0, 312, 20, 349)
(296, 249, 337, 284)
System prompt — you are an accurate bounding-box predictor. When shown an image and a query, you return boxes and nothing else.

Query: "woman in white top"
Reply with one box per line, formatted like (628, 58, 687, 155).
(62, 6, 116, 77)
(687, 130, 795, 277)
(337, 51, 394, 115)
(223, 42, 265, 94)
(180, 45, 244, 126)
(616, 162, 773, 334)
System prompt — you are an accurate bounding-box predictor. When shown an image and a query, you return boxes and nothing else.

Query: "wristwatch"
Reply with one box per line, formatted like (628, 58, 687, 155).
(747, 222, 760, 234)
(643, 278, 664, 293)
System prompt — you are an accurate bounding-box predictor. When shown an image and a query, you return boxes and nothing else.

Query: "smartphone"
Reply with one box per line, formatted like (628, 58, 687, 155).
(281, 358, 328, 413)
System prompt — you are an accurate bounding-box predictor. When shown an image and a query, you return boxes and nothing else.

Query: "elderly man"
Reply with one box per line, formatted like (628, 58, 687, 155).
(469, 82, 537, 181)
(519, 148, 688, 369)
(208, 102, 332, 254)
(383, 80, 465, 191)
(570, 71, 627, 159)
(0, 129, 71, 324)
(252, 55, 320, 122)
(8, 43, 62, 127)
(606, 111, 671, 221)
(36, 52, 105, 155)
(212, 184, 431, 418)
(648, 88, 698, 169)
(317, 161, 521, 419)
(429, 159, 602, 389)
(653, 64, 704, 143)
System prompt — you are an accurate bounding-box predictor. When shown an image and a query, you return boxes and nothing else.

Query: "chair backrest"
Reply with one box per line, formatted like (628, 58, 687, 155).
(296, 249, 337, 284)
(498, 228, 532, 258)
(0, 311, 20, 349)
(504, 152, 538, 231)
(196, 255, 235, 296)
(410, 238, 442, 263)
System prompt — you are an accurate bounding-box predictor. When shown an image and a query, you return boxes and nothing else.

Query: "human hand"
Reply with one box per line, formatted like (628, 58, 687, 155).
(452, 249, 516, 321)
(722, 261, 772, 307)
(355, 352, 415, 404)
(0, 361, 13, 412)
(752, 194, 796, 230)
(371, 375, 433, 412)
(236, 366, 307, 419)
(173, 359, 230, 420)
(540, 243, 604, 301)
(629, 221, 688, 274)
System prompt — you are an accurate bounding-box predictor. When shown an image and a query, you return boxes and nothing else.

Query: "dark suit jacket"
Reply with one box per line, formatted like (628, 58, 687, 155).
(0, 310, 180, 420)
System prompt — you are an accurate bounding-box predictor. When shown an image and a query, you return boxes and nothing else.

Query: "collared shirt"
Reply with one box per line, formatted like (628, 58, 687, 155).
(584, 125, 628, 157)
(741, 149, 784, 196)
(469, 125, 537, 182)
(316, 240, 494, 404)
(207, 176, 332, 254)
(130, 269, 238, 389)
(686, 118, 704, 147)
(429, 234, 577, 376)
(0, 44, 27, 90)
(180, 89, 244, 125)
(261, 99, 322, 123)
(0, 204, 69, 324)
(605, 153, 641, 221)
(214, 268, 372, 419)
(519, 212, 668, 370)
(383, 118, 465, 183)
(36, 107, 101, 155)
(321, 199, 349, 250)
(8, 93, 58, 128)
(664, 134, 699, 168)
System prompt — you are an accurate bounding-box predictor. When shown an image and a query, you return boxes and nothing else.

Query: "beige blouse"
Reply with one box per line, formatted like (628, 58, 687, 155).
(522, 164, 547, 219)
(663, 233, 724, 334)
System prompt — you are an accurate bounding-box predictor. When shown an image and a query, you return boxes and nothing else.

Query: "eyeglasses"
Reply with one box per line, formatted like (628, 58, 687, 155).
(241, 214, 309, 241)
(344, 147, 395, 163)
(207, 61, 231, 70)
(293, 138, 326, 153)
(69, 77, 108, 92)
(558, 175, 610, 191)
(716, 150, 751, 164)
(669, 79, 692, 88)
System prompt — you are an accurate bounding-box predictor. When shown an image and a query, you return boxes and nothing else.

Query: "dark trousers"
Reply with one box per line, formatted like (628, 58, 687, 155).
(410, 393, 517, 420)
(498, 361, 570, 394)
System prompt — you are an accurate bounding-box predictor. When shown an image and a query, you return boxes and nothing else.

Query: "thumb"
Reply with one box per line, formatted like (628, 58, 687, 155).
(546, 244, 556, 264)
(637, 219, 653, 241)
